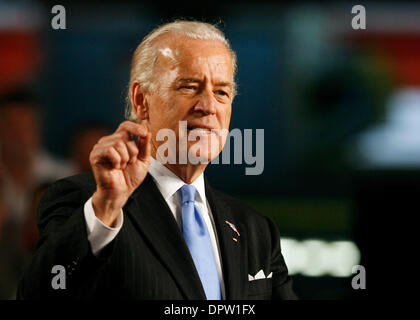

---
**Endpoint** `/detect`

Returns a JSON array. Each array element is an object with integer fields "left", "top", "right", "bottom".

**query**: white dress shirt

[{"left": 84, "top": 157, "right": 226, "bottom": 298}]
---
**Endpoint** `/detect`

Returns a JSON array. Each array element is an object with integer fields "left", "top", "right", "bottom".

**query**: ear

[{"left": 131, "top": 81, "right": 149, "bottom": 121}]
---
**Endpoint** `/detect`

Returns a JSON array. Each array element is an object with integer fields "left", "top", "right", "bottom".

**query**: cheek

[
  {"left": 161, "top": 98, "right": 191, "bottom": 130},
  {"left": 149, "top": 96, "right": 174, "bottom": 127},
  {"left": 219, "top": 106, "right": 232, "bottom": 128}
]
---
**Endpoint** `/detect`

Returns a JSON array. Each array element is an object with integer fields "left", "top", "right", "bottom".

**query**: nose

[{"left": 193, "top": 88, "right": 216, "bottom": 115}]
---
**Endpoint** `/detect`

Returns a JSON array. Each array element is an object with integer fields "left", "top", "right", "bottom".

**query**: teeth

[{"left": 189, "top": 128, "right": 211, "bottom": 131}]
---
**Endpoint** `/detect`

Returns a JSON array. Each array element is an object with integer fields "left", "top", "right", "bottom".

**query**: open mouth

[
  {"left": 187, "top": 125, "right": 216, "bottom": 135},
  {"left": 188, "top": 127, "right": 212, "bottom": 132}
]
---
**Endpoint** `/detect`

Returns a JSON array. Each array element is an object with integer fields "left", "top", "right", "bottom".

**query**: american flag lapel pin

[{"left": 225, "top": 220, "right": 240, "bottom": 240}]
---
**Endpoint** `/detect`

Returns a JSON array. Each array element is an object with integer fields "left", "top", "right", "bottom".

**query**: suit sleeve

[
  {"left": 265, "top": 216, "right": 298, "bottom": 300},
  {"left": 17, "top": 178, "right": 117, "bottom": 299}
]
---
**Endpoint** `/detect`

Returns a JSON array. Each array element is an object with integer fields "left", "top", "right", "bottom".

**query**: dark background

[{"left": 2, "top": 0, "right": 419, "bottom": 299}]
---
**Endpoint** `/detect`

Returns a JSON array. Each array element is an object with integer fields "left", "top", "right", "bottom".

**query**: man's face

[{"left": 143, "top": 36, "right": 234, "bottom": 164}]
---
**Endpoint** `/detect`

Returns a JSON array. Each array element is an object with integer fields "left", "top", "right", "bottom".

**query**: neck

[
  {"left": 151, "top": 143, "right": 208, "bottom": 184},
  {"left": 164, "top": 162, "right": 207, "bottom": 184}
]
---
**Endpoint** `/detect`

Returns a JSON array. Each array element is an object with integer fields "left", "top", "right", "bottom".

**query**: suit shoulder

[
  {"left": 48, "top": 172, "right": 96, "bottom": 192},
  {"left": 210, "top": 187, "right": 270, "bottom": 225},
  {"left": 39, "top": 172, "right": 96, "bottom": 206},
  {"left": 210, "top": 188, "right": 281, "bottom": 249}
]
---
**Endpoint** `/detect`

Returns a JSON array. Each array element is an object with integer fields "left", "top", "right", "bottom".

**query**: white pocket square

[{"left": 248, "top": 270, "right": 273, "bottom": 281}]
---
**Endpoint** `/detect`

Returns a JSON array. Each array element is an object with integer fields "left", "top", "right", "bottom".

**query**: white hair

[{"left": 125, "top": 20, "right": 237, "bottom": 122}]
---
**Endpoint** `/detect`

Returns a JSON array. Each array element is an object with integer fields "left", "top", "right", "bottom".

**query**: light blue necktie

[{"left": 179, "top": 184, "right": 222, "bottom": 300}]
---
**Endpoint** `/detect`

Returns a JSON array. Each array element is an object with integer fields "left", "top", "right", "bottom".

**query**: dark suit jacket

[{"left": 17, "top": 172, "right": 296, "bottom": 300}]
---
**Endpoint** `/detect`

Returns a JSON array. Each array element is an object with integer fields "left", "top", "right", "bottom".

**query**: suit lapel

[
  {"left": 124, "top": 174, "right": 206, "bottom": 299},
  {"left": 205, "top": 179, "right": 248, "bottom": 300}
]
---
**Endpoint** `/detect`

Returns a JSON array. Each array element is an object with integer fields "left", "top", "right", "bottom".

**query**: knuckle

[
  {"left": 89, "top": 151, "right": 95, "bottom": 163},
  {"left": 97, "top": 135, "right": 112, "bottom": 145},
  {"left": 120, "top": 152, "right": 129, "bottom": 161},
  {"left": 119, "top": 121, "right": 130, "bottom": 131},
  {"left": 97, "top": 137, "right": 106, "bottom": 144},
  {"left": 115, "top": 143, "right": 129, "bottom": 159},
  {"left": 128, "top": 141, "right": 138, "bottom": 152},
  {"left": 115, "top": 140, "right": 126, "bottom": 150},
  {"left": 131, "top": 147, "right": 139, "bottom": 156},
  {"left": 104, "top": 146, "right": 115, "bottom": 157}
]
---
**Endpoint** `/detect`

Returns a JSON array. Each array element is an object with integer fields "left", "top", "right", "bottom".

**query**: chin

[{"left": 187, "top": 141, "right": 221, "bottom": 165}]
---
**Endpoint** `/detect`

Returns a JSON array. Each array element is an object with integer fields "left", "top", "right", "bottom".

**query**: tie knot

[{"left": 180, "top": 184, "right": 197, "bottom": 204}]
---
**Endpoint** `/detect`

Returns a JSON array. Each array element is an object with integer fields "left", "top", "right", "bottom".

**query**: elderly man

[{"left": 18, "top": 20, "right": 296, "bottom": 300}]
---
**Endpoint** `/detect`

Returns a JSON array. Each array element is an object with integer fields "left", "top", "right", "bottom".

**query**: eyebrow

[
  {"left": 177, "top": 78, "right": 201, "bottom": 84},
  {"left": 177, "top": 78, "right": 233, "bottom": 88}
]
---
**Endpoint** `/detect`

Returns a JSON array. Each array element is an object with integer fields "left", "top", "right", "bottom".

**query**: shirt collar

[{"left": 148, "top": 157, "right": 207, "bottom": 204}]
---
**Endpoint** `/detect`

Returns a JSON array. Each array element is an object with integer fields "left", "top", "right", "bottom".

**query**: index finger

[{"left": 116, "top": 121, "right": 148, "bottom": 139}]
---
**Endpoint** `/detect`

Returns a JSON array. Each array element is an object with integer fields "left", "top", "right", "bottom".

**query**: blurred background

[{"left": 1, "top": 0, "right": 418, "bottom": 299}]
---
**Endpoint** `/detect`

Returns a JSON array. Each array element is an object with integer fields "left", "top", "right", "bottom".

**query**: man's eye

[
  {"left": 181, "top": 86, "right": 196, "bottom": 90},
  {"left": 216, "top": 90, "right": 228, "bottom": 96}
]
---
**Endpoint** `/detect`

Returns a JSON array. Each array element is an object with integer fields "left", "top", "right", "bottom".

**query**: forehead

[{"left": 154, "top": 35, "right": 233, "bottom": 80}]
